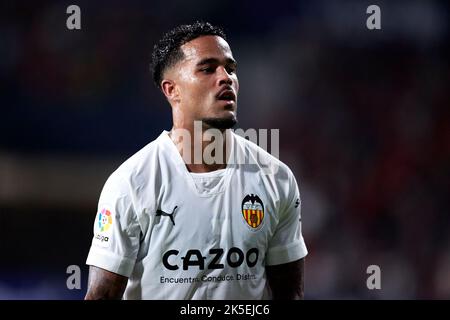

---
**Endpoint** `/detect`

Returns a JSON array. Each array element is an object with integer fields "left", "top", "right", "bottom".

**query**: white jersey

[{"left": 86, "top": 130, "right": 307, "bottom": 299}]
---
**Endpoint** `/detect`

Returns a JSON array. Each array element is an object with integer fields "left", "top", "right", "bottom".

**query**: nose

[{"left": 217, "top": 66, "right": 233, "bottom": 86}]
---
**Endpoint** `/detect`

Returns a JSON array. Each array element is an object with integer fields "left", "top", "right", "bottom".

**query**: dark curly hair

[{"left": 151, "top": 21, "right": 227, "bottom": 89}]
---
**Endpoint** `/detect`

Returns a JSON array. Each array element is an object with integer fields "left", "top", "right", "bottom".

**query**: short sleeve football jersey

[{"left": 86, "top": 130, "right": 307, "bottom": 299}]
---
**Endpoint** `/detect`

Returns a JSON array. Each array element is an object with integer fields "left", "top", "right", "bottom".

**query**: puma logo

[{"left": 156, "top": 206, "right": 178, "bottom": 226}]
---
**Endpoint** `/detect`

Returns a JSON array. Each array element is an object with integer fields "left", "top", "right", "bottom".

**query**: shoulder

[
  {"left": 102, "top": 132, "right": 168, "bottom": 195},
  {"left": 232, "top": 131, "right": 295, "bottom": 182}
]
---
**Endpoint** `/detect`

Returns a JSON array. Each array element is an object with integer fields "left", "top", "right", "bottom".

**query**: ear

[{"left": 161, "top": 79, "right": 180, "bottom": 104}]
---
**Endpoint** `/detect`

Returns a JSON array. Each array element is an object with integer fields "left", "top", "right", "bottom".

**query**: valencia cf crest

[{"left": 241, "top": 194, "right": 265, "bottom": 229}]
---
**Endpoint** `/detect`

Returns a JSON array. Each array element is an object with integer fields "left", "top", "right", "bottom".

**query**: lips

[{"left": 216, "top": 88, "right": 236, "bottom": 101}]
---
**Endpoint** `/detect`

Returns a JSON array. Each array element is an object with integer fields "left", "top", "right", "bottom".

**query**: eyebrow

[{"left": 196, "top": 57, "right": 237, "bottom": 67}]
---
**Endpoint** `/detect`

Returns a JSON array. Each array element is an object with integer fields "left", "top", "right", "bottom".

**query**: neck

[{"left": 169, "top": 121, "right": 231, "bottom": 173}]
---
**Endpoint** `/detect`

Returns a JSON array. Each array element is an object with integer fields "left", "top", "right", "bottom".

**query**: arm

[
  {"left": 266, "top": 258, "right": 305, "bottom": 300},
  {"left": 85, "top": 266, "right": 128, "bottom": 300}
]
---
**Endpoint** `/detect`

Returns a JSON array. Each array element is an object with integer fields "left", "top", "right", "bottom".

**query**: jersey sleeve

[
  {"left": 266, "top": 170, "right": 308, "bottom": 266},
  {"left": 86, "top": 171, "right": 141, "bottom": 277}
]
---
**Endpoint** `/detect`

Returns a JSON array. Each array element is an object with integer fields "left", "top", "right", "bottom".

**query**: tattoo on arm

[
  {"left": 84, "top": 266, "right": 128, "bottom": 300},
  {"left": 266, "top": 258, "right": 305, "bottom": 300}
]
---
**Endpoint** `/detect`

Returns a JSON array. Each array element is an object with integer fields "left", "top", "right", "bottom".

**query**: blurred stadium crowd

[{"left": 0, "top": 0, "right": 448, "bottom": 299}]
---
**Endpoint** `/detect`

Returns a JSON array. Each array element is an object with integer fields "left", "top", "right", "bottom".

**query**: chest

[{"left": 143, "top": 171, "right": 281, "bottom": 251}]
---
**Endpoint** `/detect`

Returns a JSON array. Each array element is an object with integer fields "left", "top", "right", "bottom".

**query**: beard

[{"left": 202, "top": 116, "right": 237, "bottom": 130}]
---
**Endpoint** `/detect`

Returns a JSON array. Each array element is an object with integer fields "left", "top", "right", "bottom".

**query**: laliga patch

[{"left": 93, "top": 208, "right": 113, "bottom": 248}]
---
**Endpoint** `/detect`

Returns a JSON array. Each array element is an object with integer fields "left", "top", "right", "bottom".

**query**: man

[{"left": 85, "top": 21, "right": 307, "bottom": 300}]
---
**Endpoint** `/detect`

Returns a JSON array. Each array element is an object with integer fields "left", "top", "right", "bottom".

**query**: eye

[
  {"left": 226, "top": 66, "right": 236, "bottom": 74},
  {"left": 200, "top": 67, "right": 215, "bottom": 74}
]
